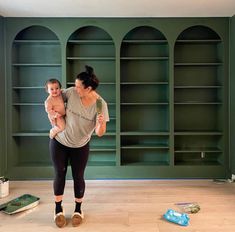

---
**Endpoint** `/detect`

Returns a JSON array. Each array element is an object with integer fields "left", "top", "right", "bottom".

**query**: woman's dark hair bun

[
  {"left": 85, "top": 65, "right": 94, "bottom": 76},
  {"left": 76, "top": 65, "right": 99, "bottom": 90}
]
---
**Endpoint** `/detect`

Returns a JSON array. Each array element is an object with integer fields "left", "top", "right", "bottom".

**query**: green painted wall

[
  {"left": 230, "top": 15, "right": 235, "bottom": 175},
  {"left": 0, "top": 17, "right": 231, "bottom": 179},
  {"left": 0, "top": 16, "right": 6, "bottom": 176}
]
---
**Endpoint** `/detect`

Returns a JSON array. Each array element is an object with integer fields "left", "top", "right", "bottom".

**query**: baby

[{"left": 44, "top": 78, "right": 65, "bottom": 139}]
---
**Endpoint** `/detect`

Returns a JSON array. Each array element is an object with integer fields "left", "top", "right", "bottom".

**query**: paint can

[{"left": 0, "top": 177, "right": 9, "bottom": 198}]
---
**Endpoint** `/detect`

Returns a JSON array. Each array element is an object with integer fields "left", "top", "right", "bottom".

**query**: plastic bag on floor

[{"left": 175, "top": 202, "right": 200, "bottom": 213}]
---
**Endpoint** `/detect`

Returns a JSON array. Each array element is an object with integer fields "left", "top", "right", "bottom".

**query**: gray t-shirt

[{"left": 55, "top": 87, "right": 109, "bottom": 148}]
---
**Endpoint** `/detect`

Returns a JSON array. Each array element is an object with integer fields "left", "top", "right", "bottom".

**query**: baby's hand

[
  {"left": 55, "top": 112, "right": 62, "bottom": 118},
  {"left": 50, "top": 118, "right": 56, "bottom": 126}
]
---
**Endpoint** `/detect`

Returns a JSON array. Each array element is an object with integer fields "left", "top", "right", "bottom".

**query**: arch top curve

[
  {"left": 176, "top": 25, "right": 221, "bottom": 40},
  {"left": 14, "top": 25, "right": 60, "bottom": 40},
  {"left": 68, "top": 26, "right": 113, "bottom": 41},
  {"left": 122, "top": 26, "right": 167, "bottom": 41}
]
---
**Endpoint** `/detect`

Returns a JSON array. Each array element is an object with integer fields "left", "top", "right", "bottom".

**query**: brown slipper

[
  {"left": 54, "top": 208, "right": 66, "bottom": 228},
  {"left": 71, "top": 211, "right": 84, "bottom": 227}
]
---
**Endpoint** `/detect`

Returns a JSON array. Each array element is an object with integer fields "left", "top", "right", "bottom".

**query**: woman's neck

[{"left": 80, "top": 91, "right": 98, "bottom": 107}]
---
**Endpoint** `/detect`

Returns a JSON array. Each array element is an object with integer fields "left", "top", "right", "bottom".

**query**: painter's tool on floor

[{"left": 0, "top": 194, "right": 40, "bottom": 214}]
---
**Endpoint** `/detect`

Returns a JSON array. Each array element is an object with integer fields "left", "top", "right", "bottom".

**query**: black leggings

[{"left": 49, "top": 139, "right": 89, "bottom": 199}]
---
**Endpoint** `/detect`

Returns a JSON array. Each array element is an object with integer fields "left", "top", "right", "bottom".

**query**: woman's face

[{"left": 75, "top": 79, "right": 90, "bottom": 98}]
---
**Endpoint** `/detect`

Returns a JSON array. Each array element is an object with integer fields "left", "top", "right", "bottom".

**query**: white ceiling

[{"left": 0, "top": 0, "right": 235, "bottom": 17}]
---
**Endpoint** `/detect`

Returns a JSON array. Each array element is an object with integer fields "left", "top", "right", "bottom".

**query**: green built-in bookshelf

[{"left": 1, "top": 17, "right": 229, "bottom": 179}]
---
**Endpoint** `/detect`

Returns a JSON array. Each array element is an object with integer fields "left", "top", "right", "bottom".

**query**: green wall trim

[
  {"left": 230, "top": 15, "right": 235, "bottom": 174},
  {"left": 7, "top": 165, "right": 227, "bottom": 180},
  {"left": 0, "top": 16, "right": 6, "bottom": 176}
]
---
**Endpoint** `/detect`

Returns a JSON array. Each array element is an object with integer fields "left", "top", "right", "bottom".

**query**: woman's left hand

[
  {"left": 95, "top": 113, "right": 106, "bottom": 137},
  {"left": 96, "top": 113, "right": 104, "bottom": 125}
]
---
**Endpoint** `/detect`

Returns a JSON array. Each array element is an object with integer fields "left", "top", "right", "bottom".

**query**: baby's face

[{"left": 47, "top": 82, "right": 61, "bottom": 97}]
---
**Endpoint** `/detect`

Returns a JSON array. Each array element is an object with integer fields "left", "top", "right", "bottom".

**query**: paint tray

[{"left": 0, "top": 194, "right": 40, "bottom": 215}]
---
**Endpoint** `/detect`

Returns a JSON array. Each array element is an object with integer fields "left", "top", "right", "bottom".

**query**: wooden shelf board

[
  {"left": 12, "top": 86, "right": 44, "bottom": 89},
  {"left": 121, "top": 132, "right": 169, "bottom": 136},
  {"left": 122, "top": 39, "right": 168, "bottom": 44},
  {"left": 87, "top": 161, "right": 116, "bottom": 166},
  {"left": 121, "top": 145, "right": 169, "bottom": 149},
  {"left": 174, "top": 102, "right": 222, "bottom": 105},
  {"left": 121, "top": 102, "right": 169, "bottom": 105},
  {"left": 13, "top": 40, "right": 60, "bottom": 44},
  {"left": 12, "top": 63, "right": 61, "bottom": 66},
  {"left": 13, "top": 103, "right": 44, "bottom": 106},
  {"left": 174, "top": 149, "right": 222, "bottom": 153},
  {"left": 174, "top": 85, "right": 222, "bottom": 89},
  {"left": 121, "top": 82, "right": 168, "bottom": 85},
  {"left": 176, "top": 39, "right": 222, "bottom": 43},
  {"left": 121, "top": 161, "right": 169, "bottom": 166},
  {"left": 67, "top": 57, "right": 115, "bottom": 60},
  {"left": 174, "top": 131, "right": 222, "bottom": 135},
  {"left": 121, "top": 57, "right": 168, "bottom": 60},
  {"left": 174, "top": 62, "right": 222, "bottom": 66},
  {"left": 174, "top": 161, "right": 221, "bottom": 166},
  {"left": 12, "top": 132, "right": 49, "bottom": 136},
  {"left": 68, "top": 40, "right": 114, "bottom": 44}
]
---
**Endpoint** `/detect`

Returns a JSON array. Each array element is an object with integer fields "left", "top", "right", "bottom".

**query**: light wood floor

[{"left": 1, "top": 179, "right": 235, "bottom": 231}]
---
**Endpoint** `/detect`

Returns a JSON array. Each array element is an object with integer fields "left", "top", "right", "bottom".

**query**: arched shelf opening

[
  {"left": 66, "top": 26, "right": 116, "bottom": 167},
  {"left": 10, "top": 25, "right": 62, "bottom": 166},
  {"left": 174, "top": 25, "right": 224, "bottom": 166},
  {"left": 120, "top": 26, "right": 170, "bottom": 166}
]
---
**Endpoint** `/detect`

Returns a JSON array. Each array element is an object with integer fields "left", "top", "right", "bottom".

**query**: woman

[{"left": 49, "top": 65, "right": 109, "bottom": 228}]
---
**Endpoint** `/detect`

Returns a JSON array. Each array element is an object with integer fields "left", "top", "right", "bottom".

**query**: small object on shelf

[
  {"left": 175, "top": 202, "right": 200, "bottom": 213},
  {"left": 0, "top": 177, "right": 9, "bottom": 198},
  {"left": 96, "top": 98, "right": 102, "bottom": 115},
  {"left": 163, "top": 209, "right": 190, "bottom": 226},
  {"left": 0, "top": 194, "right": 40, "bottom": 214}
]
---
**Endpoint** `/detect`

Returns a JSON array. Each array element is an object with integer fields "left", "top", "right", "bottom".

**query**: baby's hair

[
  {"left": 45, "top": 78, "right": 62, "bottom": 92},
  {"left": 76, "top": 65, "right": 99, "bottom": 90}
]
